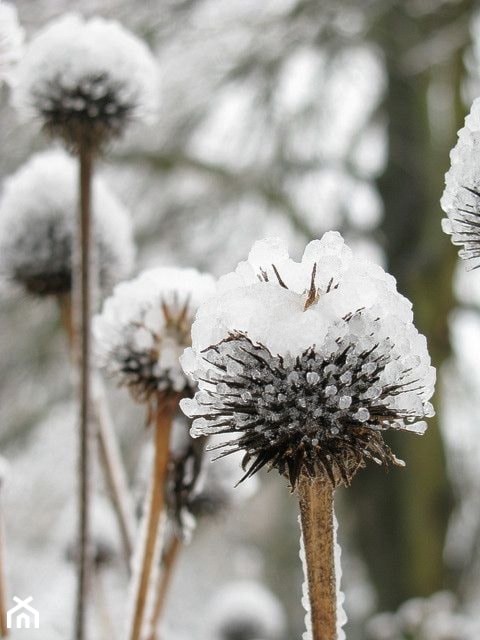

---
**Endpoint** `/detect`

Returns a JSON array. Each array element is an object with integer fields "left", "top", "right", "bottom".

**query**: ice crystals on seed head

[{"left": 181, "top": 233, "right": 435, "bottom": 488}]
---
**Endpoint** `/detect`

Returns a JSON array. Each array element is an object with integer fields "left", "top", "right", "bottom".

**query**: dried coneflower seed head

[
  {"left": 441, "top": 98, "right": 480, "bottom": 269},
  {"left": 0, "top": 149, "right": 134, "bottom": 297},
  {"left": 181, "top": 233, "right": 435, "bottom": 488},
  {"left": 13, "top": 13, "right": 158, "bottom": 150},
  {"left": 94, "top": 267, "right": 216, "bottom": 408}
]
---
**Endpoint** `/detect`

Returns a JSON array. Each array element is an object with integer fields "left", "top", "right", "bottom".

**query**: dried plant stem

[
  {"left": 147, "top": 535, "right": 182, "bottom": 640},
  {"left": 297, "top": 475, "right": 337, "bottom": 640},
  {"left": 129, "top": 398, "right": 176, "bottom": 640},
  {"left": 58, "top": 294, "right": 136, "bottom": 568},
  {"left": 93, "top": 378, "right": 136, "bottom": 563},
  {"left": 0, "top": 493, "right": 8, "bottom": 638},
  {"left": 74, "top": 140, "right": 94, "bottom": 640}
]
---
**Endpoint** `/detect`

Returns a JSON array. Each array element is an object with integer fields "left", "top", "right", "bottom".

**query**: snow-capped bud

[
  {"left": 0, "top": 149, "right": 134, "bottom": 296},
  {"left": 181, "top": 232, "right": 435, "bottom": 488},
  {"left": 13, "top": 13, "right": 158, "bottom": 149},
  {"left": 94, "top": 267, "right": 216, "bottom": 406}
]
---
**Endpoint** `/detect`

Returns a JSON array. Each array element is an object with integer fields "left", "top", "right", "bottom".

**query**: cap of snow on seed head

[
  {"left": 181, "top": 232, "right": 435, "bottom": 488},
  {"left": 0, "top": 149, "right": 134, "bottom": 296},
  {"left": 13, "top": 13, "right": 158, "bottom": 148},
  {"left": 441, "top": 98, "right": 480, "bottom": 270},
  {"left": 209, "top": 580, "right": 286, "bottom": 640},
  {"left": 94, "top": 267, "right": 216, "bottom": 406},
  {"left": 0, "top": 1, "right": 24, "bottom": 84}
]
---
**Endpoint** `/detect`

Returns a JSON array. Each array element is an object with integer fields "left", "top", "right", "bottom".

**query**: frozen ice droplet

[
  {"left": 306, "top": 372, "right": 320, "bottom": 385},
  {"left": 338, "top": 396, "right": 352, "bottom": 410},
  {"left": 354, "top": 407, "right": 370, "bottom": 422},
  {"left": 325, "top": 385, "right": 337, "bottom": 397}
]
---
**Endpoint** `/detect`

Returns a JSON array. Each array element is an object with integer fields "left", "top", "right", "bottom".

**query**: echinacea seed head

[
  {"left": 94, "top": 267, "right": 216, "bottom": 408},
  {"left": 0, "top": 149, "right": 134, "bottom": 297},
  {"left": 181, "top": 233, "right": 435, "bottom": 489},
  {"left": 13, "top": 13, "right": 158, "bottom": 150}
]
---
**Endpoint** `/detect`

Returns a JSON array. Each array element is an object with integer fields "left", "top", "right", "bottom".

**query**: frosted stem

[
  {"left": 0, "top": 491, "right": 8, "bottom": 637},
  {"left": 93, "top": 376, "right": 137, "bottom": 565},
  {"left": 58, "top": 294, "right": 136, "bottom": 569},
  {"left": 74, "top": 140, "right": 94, "bottom": 640},
  {"left": 128, "top": 399, "right": 176, "bottom": 640},
  {"left": 147, "top": 535, "right": 183, "bottom": 640},
  {"left": 297, "top": 475, "right": 337, "bottom": 640}
]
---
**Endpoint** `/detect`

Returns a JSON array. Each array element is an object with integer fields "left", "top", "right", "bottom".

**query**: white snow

[{"left": 0, "top": 1, "right": 23, "bottom": 84}]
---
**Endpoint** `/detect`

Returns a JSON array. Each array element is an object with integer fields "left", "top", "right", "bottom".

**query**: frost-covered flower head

[
  {"left": 181, "top": 232, "right": 435, "bottom": 488},
  {"left": 13, "top": 13, "right": 158, "bottom": 149},
  {"left": 94, "top": 267, "right": 216, "bottom": 406},
  {"left": 441, "top": 98, "right": 480, "bottom": 269},
  {"left": 0, "top": 2, "right": 23, "bottom": 84},
  {"left": 0, "top": 149, "right": 134, "bottom": 296},
  {"left": 209, "top": 580, "right": 286, "bottom": 640},
  {"left": 167, "top": 420, "right": 258, "bottom": 539}
]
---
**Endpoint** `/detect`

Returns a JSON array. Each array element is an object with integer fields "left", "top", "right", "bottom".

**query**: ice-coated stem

[
  {"left": 297, "top": 474, "right": 337, "bottom": 640},
  {"left": 148, "top": 535, "right": 183, "bottom": 640},
  {"left": 128, "top": 397, "right": 177, "bottom": 640},
  {"left": 58, "top": 294, "right": 136, "bottom": 568},
  {"left": 74, "top": 140, "right": 94, "bottom": 640}
]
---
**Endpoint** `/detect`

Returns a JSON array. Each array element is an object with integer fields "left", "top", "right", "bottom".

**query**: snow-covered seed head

[
  {"left": 0, "top": 1, "right": 24, "bottom": 84},
  {"left": 94, "top": 267, "right": 216, "bottom": 408},
  {"left": 181, "top": 233, "right": 435, "bottom": 489},
  {"left": 209, "top": 581, "right": 286, "bottom": 640},
  {"left": 13, "top": 13, "right": 158, "bottom": 150},
  {"left": 441, "top": 98, "right": 480, "bottom": 269},
  {"left": 0, "top": 149, "right": 134, "bottom": 297},
  {"left": 167, "top": 420, "right": 257, "bottom": 538}
]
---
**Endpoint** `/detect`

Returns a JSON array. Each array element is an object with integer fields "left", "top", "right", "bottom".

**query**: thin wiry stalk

[
  {"left": 93, "top": 377, "right": 137, "bottom": 564},
  {"left": 147, "top": 535, "right": 183, "bottom": 640},
  {"left": 297, "top": 474, "right": 337, "bottom": 640},
  {"left": 58, "top": 294, "right": 136, "bottom": 569},
  {"left": 0, "top": 490, "right": 8, "bottom": 638},
  {"left": 74, "top": 140, "right": 94, "bottom": 640},
  {"left": 128, "top": 396, "right": 177, "bottom": 640}
]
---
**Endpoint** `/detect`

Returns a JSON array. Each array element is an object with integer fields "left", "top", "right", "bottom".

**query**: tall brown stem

[
  {"left": 128, "top": 397, "right": 177, "bottom": 640},
  {"left": 74, "top": 140, "right": 94, "bottom": 640},
  {"left": 297, "top": 475, "right": 337, "bottom": 640},
  {"left": 148, "top": 535, "right": 182, "bottom": 640},
  {"left": 58, "top": 294, "right": 136, "bottom": 567}
]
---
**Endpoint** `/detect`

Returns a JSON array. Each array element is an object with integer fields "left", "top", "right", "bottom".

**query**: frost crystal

[
  {"left": 181, "top": 233, "right": 435, "bottom": 487},
  {"left": 0, "top": 1, "right": 23, "bottom": 84},
  {"left": 13, "top": 13, "right": 158, "bottom": 148},
  {"left": 209, "top": 580, "right": 286, "bottom": 640},
  {"left": 441, "top": 97, "right": 480, "bottom": 269},
  {"left": 94, "top": 267, "right": 216, "bottom": 405},
  {"left": 0, "top": 149, "right": 134, "bottom": 296}
]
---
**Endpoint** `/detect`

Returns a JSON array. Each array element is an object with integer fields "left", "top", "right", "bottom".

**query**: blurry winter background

[{"left": 2, "top": 0, "right": 480, "bottom": 638}]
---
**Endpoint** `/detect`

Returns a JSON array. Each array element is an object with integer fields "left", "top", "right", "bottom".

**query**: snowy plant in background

[
  {"left": 208, "top": 580, "right": 286, "bottom": 640},
  {"left": 95, "top": 267, "right": 216, "bottom": 407},
  {"left": 181, "top": 232, "right": 435, "bottom": 640},
  {"left": 95, "top": 266, "right": 215, "bottom": 640},
  {"left": 13, "top": 13, "right": 158, "bottom": 149},
  {"left": 366, "top": 591, "right": 480, "bottom": 640},
  {"left": 12, "top": 13, "right": 158, "bottom": 640},
  {"left": 0, "top": 1, "right": 23, "bottom": 85},
  {"left": 0, "top": 149, "right": 134, "bottom": 297},
  {"left": 441, "top": 97, "right": 480, "bottom": 269}
]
